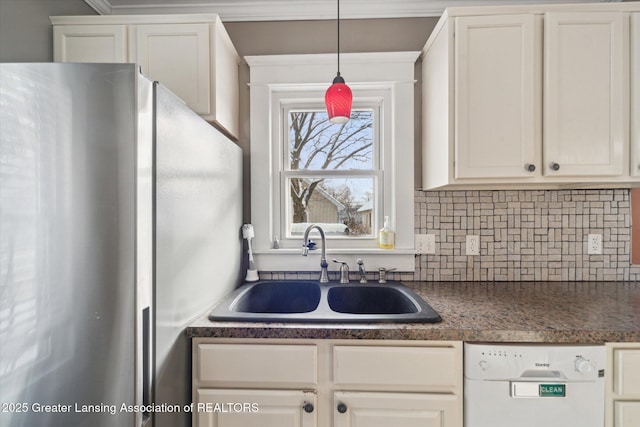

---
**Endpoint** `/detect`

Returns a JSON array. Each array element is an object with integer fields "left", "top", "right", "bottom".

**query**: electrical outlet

[
  {"left": 588, "top": 234, "right": 602, "bottom": 255},
  {"left": 466, "top": 235, "right": 480, "bottom": 256},
  {"left": 416, "top": 234, "right": 436, "bottom": 254}
]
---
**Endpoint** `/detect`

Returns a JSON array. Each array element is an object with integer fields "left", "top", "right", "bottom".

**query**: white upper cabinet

[
  {"left": 135, "top": 23, "right": 212, "bottom": 115},
  {"left": 422, "top": 3, "right": 639, "bottom": 189},
  {"left": 51, "top": 15, "right": 240, "bottom": 139},
  {"left": 544, "top": 12, "right": 628, "bottom": 177},
  {"left": 454, "top": 14, "right": 540, "bottom": 179},
  {"left": 53, "top": 24, "right": 128, "bottom": 63}
]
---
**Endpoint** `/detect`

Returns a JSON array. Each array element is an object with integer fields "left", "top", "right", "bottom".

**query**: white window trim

[{"left": 247, "top": 52, "right": 419, "bottom": 272}]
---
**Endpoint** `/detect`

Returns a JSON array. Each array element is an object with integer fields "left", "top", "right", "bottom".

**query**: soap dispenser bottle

[{"left": 378, "top": 216, "right": 395, "bottom": 249}]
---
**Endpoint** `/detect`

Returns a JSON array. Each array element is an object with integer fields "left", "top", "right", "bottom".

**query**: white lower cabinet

[
  {"left": 334, "top": 391, "right": 458, "bottom": 427},
  {"left": 606, "top": 343, "right": 640, "bottom": 427},
  {"left": 192, "top": 339, "right": 463, "bottom": 427},
  {"left": 614, "top": 402, "right": 640, "bottom": 427},
  {"left": 196, "top": 389, "right": 317, "bottom": 427}
]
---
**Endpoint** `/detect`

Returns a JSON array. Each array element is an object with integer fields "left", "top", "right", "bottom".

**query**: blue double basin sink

[{"left": 208, "top": 280, "right": 442, "bottom": 323}]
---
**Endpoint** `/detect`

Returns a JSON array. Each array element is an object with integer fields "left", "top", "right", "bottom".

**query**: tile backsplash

[
  {"left": 415, "top": 189, "right": 640, "bottom": 282},
  {"left": 260, "top": 189, "right": 640, "bottom": 282}
]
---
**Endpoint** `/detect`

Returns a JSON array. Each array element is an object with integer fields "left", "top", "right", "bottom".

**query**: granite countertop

[{"left": 186, "top": 281, "right": 640, "bottom": 343}]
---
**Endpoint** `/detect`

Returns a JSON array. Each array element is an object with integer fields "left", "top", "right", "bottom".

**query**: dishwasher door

[
  {"left": 465, "top": 377, "right": 605, "bottom": 427},
  {"left": 464, "top": 343, "right": 606, "bottom": 427}
]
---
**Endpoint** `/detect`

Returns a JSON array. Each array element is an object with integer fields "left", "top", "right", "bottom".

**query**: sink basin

[
  {"left": 208, "top": 280, "right": 441, "bottom": 323},
  {"left": 232, "top": 281, "right": 321, "bottom": 313},
  {"left": 328, "top": 286, "right": 418, "bottom": 314}
]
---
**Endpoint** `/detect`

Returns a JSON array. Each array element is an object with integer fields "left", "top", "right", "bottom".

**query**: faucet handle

[
  {"left": 378, "top": 267, "right": 397, "bottom": 284},
  {"left": 333, "top": 258, "right": 350, "bottom": 284}
]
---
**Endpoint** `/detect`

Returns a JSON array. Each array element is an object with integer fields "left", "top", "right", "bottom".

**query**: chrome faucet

[
  {"left": 302, "top": 224, "right": 329, "bottom": 283},
  {"left": 357, "top": 258, "right": 367, "bottom": 283}
]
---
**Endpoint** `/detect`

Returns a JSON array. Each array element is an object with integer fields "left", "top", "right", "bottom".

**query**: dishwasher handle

[
  {"left": 519, "top": 369, "right": 564, "bottom": 379},
  {"left": 511, "top": 381, "right": 567, "bottom": 398}
]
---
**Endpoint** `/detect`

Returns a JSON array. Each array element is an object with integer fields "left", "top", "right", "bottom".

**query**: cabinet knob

[
  {"left": 303, "top": 402, "right": 314, "bottom": 413},
  {"left": 526, "top": 163, "right": 536, "bottom": 172},
  {"left": 551, "top": 162, "right": 560, "bottom": 171},
  {"left": 337, "top": 403, "right": 348, "bottom": 413}
]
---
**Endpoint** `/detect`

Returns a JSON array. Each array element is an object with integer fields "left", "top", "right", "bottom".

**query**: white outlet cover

[
  {"left": 587, "top": 234, "right": 602, "bottom": 255},
  {"left": 466, "top": 235, "right": 480, "bottom": 256},
  {"left": 415, "top": 234, "right": 436, "bottom": 254}
]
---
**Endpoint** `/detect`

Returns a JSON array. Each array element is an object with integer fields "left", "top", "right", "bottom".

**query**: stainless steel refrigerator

[{"left": 0, "top": 63, "right": 243, "bottom": 427}]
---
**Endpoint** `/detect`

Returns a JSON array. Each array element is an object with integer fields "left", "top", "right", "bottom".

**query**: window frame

[{"left": 246, "top": 52, "right": 419, "bottom": 272}]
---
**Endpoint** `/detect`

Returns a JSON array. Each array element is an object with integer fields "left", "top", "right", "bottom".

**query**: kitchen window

[
  {"left": 246, "top": 52, "right": 419, "bottom": 272},
  {"left": 285, "top": 107, "right": 378, "bottom": 238}
]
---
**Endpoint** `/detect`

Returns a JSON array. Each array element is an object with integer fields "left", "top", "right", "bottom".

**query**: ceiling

[{"left": 84, "top": 0, "right": 612, "bottom": 21}]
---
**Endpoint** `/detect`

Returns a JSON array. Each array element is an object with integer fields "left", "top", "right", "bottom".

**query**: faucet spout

[{"left": 302, "top": 224, "right": 329, "bottom": 283}]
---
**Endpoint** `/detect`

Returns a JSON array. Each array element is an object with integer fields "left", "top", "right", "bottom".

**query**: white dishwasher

[{"left": 464, "top": 343, "right": 606, "bottom": 427}]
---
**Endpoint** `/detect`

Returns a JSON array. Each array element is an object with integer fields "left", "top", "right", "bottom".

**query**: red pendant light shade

[
  {"left": 325, "top": 74, "right": 352, "bottom": 124},
  {"left": 325, "top": 0, "right": 352, "bottom": 124}
]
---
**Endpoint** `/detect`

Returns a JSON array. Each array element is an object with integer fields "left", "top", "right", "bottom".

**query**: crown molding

[
  {"left": 84, "top": 0, "right": 113, "bottom": 15},
  {"left": 85, "top": 0, "right": 609, "bottom": 21}
]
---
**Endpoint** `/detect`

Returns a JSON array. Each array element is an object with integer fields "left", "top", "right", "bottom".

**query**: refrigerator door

[
  {"left": 0, "top": 63, "right": 137, "bottom": 426},
  {"left": 153, "top": 82, "right": 242, "bottom": 427}
]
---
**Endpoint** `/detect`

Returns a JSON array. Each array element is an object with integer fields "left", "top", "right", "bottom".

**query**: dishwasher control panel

[{"left": 464, "top": 343, "right": 605, "bottom": 381}]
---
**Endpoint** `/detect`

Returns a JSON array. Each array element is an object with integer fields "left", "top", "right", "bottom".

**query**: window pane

[
  {"left": 288, "top": 177, "right": 374, "bottom": 237},
  {"left": 288, "top": 110, "right": 374, "bottom": 171}
]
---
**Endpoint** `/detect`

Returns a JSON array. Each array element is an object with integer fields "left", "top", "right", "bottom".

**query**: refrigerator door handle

[{"left": 142, "top": 306, "right": 152, "bottom": 425}]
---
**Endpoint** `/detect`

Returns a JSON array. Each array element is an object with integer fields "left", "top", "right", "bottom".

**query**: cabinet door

[
  {"left": 544, "top": 12, "right": 628, "bottom": 177},
  {"left": 210, "top": 21, "right": 240, "bottom": 137},
  {"left": 197, "top": 343, "right": 317, "bottom": 389},
  {"left": 196, "top": 389, "right": 316, "bottom": 427},
  {"left": 53, "top": 25, "right": 127, "bottom": 63},
  {"left": 135, "top": 24, "right": 211, "bottom": 115},
  {"left": 615, "top": 401, "right": 640, "bottom": 427},
  {"left": 333, "top": 345, "right": 459, "bottom": 392},
  {"left": 334, "top": 391, "right": 460, "bottom": 427},
  {"left": 454, "top": 14, "right": 540, "bottom": 179},
  {"left": 613, "top": 348, "right": 640, "bottom": 396},
  {"left": 632, "top": 13, "right": 639, "bottom": 178},
  {"left": 606, "top": 344, "right": 640, "bottom": 427}
]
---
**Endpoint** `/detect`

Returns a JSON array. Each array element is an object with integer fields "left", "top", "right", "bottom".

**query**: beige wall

[
  {"left": 225, "top": 18, "right": 438, "bottom": 221},
  {"left": 0, "top": 0, "right": 96, "bottom": 62},
  {"left": 225, "top": 18, "right": 437, "bottom": 56}
]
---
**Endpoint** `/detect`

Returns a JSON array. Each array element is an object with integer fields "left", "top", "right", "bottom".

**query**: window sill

[{"left": 253, "top": 249, "right": 415, "bottom": 272}]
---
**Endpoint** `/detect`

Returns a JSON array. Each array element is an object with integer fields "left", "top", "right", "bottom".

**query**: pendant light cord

[{"left": 337, "top": 0, "right": 341, "bottom": 76}]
